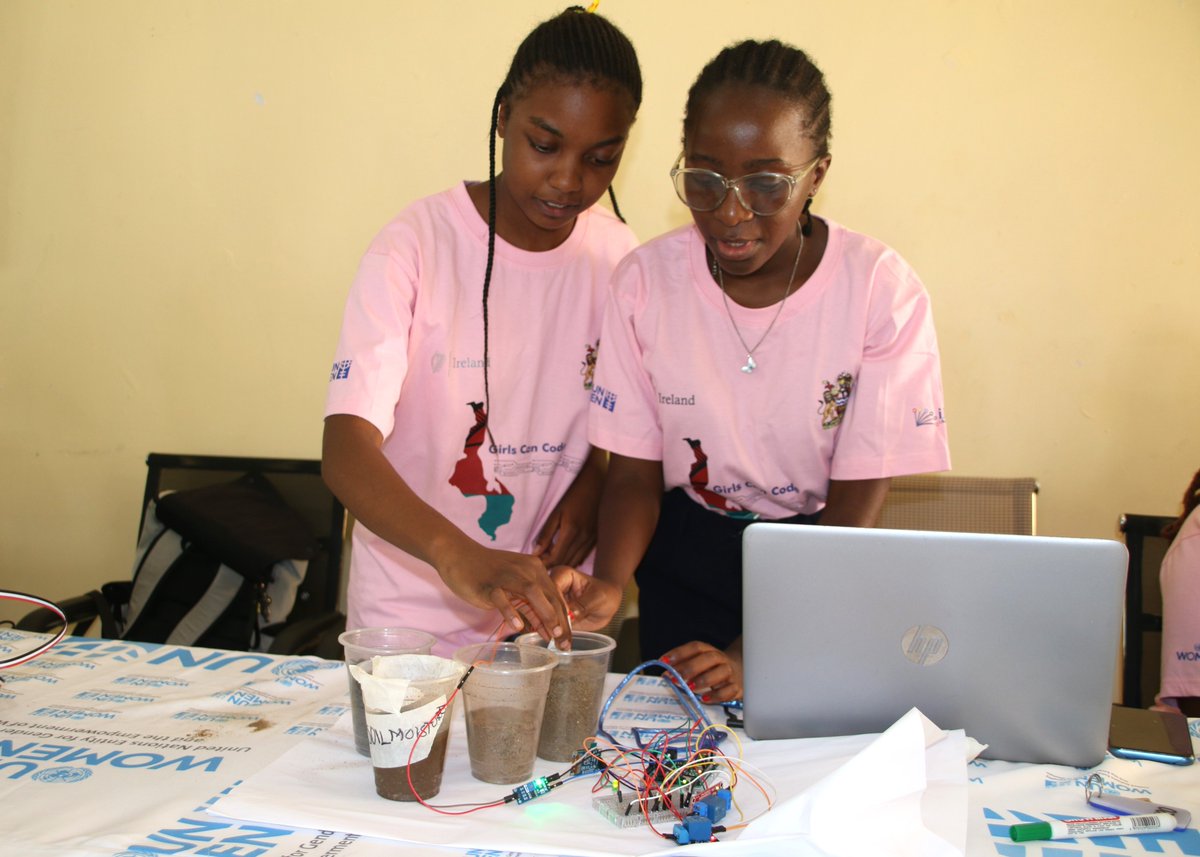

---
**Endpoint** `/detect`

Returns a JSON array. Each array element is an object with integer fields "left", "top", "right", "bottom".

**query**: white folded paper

[
  {"left": 641, "top": 709, "right": 970, "bottom": 857},
  {"left": 349, "top": 653, "right": 461, "bottom": 714}
]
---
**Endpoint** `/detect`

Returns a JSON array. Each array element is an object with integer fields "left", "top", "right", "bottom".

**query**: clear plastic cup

[
  {"left": 453, "top": 641, "right": 558, "bottom": 784},
  {"left": 351, "top": 654, "right": 465, "bottom": 801},
  {"left": 516, "top": 631, "right": 615, "bottom": 762},
  {"left": 338, "top": 627, "right": 436, "bottom": 756}
]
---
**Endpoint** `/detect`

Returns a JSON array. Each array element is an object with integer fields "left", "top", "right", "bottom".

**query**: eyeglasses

[{"left": 670, "top": 154, "right": 822, "bottom": 216}]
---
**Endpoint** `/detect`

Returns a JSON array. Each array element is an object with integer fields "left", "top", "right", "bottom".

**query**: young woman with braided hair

[
  {"left": 559, "top": 39, "right": 949, "bottom": 700},
  {"left": 323, "top": 6, "right": 641, "bottom": 655},
  {"left": 1158, "top": 467, "right": 1200, "bottom": 714}
]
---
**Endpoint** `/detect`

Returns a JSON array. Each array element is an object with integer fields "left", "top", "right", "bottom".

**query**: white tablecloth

[{"left": 2, "top": 630, "right": 1198, "bottom": 857}]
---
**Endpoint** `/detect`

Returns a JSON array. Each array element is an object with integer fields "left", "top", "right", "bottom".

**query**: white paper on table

[
  {"left": 210, "top": 702, "right": 968, "bottom": 857},
  {"left": 642, "top": 709, "right": 969, "bottom": 857}
]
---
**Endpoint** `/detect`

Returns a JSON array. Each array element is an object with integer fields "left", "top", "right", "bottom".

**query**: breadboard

[{"left": 592, "top": 794, "right": 679, "bottom": 829}]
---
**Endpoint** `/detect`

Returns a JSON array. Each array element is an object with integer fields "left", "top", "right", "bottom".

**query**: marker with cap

[{"left": 1009, "top": 812, "right": 1178, "bottom": 842}]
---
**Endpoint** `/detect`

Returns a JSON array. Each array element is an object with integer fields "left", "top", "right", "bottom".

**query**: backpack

[{"left": 121, "top": 472, "right": 318, "bottom": 651}]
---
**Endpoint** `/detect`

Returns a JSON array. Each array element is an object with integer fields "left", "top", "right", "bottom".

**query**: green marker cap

[{"left": 1009, "top": 822, "right": 1052, "bottom": 842}]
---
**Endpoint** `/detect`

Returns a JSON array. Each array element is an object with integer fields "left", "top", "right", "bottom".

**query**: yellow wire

[
  {"left": 586, "top": 0, "right": 601, "bottom": 11},
  {"left": 591, "top": 717, "right": 782, "bottom": 832}
]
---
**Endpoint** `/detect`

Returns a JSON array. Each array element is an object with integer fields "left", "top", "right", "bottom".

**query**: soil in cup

[
  {"left": 372, "top": 727, "right": 450, "bottom": 801},
  {"left": 347, "top": 670, "right": 370, "bottom": 756},
  {"left": 538, "top": 657, "right": 607, "bottom": 762},
  {"left": 465, "top": 705, "right": 541, "bottom": 783}
]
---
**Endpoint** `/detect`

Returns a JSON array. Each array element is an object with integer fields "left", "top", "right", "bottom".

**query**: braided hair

[
  {"left": 480, "top": 6, "right": 641, "bottom": 445},
  {"left": 685, "top": 39, "right": 830, "bottom": 156},
  {"left": 1163, "top": 467, "right": 1200, "bottom": 541},
  {"left": 684, "top": 39, "right": 831, "bottom": 236}
]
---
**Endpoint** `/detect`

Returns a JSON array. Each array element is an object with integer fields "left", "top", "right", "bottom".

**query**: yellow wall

[{"left": 2, "top": 1, "right": 1198, "bottom": 616}]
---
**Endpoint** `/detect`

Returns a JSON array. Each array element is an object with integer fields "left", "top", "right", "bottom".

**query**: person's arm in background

[
  {"left": 664, "top": 476, "right": 893, "bottom": 703},
  {"left": 534, "top": 447, "right": 608, "bottom": 569},
  {"left": 817, "top": 476, "right": 892, "bottom": 526},
  {"left": 323, "top": 414, "right": 571, "bottom": 647},
  {"left": 1158, "top": 501, "right": 1200, "bottom": 716},
  {"left": 554, "top": 452, "right": 663, "bottom": 630}
]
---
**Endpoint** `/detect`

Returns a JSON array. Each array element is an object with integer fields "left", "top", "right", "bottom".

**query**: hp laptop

[{"left": 741, "top": 524, "right": 1127, "bottom": 766}]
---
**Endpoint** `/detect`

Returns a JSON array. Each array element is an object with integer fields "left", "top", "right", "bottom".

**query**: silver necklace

[{"left": 712, "top": 225, "right": 804, "bottom": 374}]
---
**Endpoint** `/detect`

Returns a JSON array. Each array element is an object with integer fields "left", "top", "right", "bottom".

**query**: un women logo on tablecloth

[
  {"left": 270, "top": 659, "right": 337, "bottom": 690},
  {"left": 214, "top": 688, "right": 275, "bottom": 707},
  {"left": 31, "top": 766, "right": 91, "bottom": 784}
]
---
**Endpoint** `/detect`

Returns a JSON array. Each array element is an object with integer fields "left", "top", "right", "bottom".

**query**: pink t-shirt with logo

[
  {"left": 589, "top": 221, "right": 950, "bottom": 519},
  {"left": 326, "top": 182, "right": 637, "bottom": 655},
  {"left": 1159, "top": 507, "right": 1200, "bottom": 709}
]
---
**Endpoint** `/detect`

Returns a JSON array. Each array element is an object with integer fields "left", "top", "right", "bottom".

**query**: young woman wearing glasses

[{"left": 557, "top": 40, "right": 951, "bottom": 702}]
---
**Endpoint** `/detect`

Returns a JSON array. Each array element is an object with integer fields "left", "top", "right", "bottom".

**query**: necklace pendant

[{"left": 741, "top": 354, "right": 757, "bottom": 374}]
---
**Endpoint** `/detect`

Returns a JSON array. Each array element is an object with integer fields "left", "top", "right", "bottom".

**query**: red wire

[
  {"left": 1, "top": 591, "right": 68, "bottom": 669},
  {"left": 403, "top": 618, "right": 511, "bottom": 814}
]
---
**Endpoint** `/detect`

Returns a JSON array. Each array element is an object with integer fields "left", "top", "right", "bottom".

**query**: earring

[{"left": 801, "top": 196, "right": 815, "bottom": 237}]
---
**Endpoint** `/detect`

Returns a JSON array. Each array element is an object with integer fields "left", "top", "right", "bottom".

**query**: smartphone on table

[{"left": 1108, "top": 704, "right": 1195, "bottom": 765}]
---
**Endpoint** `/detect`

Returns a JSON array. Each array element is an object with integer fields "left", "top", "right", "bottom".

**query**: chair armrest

[{"left": 15, "top": 584, "right": 129, "bottom": 639}]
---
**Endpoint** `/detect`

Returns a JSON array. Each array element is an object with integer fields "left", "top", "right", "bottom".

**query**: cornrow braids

[
  {"left": 480, "top": 6, "right": 641, "bottom": 446},
  {"left": 1163, "top": 467, "right": 1200, "bottom": 541},
  {"left": 684, "top": 39, "right": 832, "bottom": 158}
]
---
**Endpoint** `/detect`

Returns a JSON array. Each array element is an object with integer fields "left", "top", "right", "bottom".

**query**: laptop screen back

[{"left": 741, "top": 523, "right": 1127, "bottom": 766}]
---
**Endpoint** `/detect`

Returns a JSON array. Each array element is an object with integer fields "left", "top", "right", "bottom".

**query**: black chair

[
  {"left": 18, "top": 453, "right": 348, "bottom": 656},
  {"left": 1118, "top": 513, "right": 1175, "bottom": 708}
]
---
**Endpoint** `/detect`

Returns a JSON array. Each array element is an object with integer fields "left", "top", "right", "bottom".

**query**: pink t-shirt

[
  {"left": 1159, "top": 507, "right": 1200, "bottom": 708},
  {"left": 325, "top": 182, "right": 637, "bottom": 655},
  {"left": 589, "top": 221, "right": 949, "bottom": 519}
]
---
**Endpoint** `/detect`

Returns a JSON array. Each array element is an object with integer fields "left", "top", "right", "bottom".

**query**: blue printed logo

[
  {"left": 1175, "top": 642, "right": 1200, "bottom": 663},
  {"left": 270, "top": 659, "right": 338, "bottom": 690},
  {"left": 1045, "top": 770, "right": 1150, "bottom": 794},
  {"left": 73, "top": 690, "right": 155, "bottom": 705},
  {"left": 0, "top": 672, "right": 59, "bottom": 685},
  {"left": 148, "top": 648, "right": 276, "bottom": 674},
  {"left": 590, "top": 384, "right": 617, "bottom": 413},
  {"left": 114, "top": 674, "right": 189, "bottom": 689},
  {"left": 285, "top": 723, "right": 325, "bottom": 736},
  {"left": 56, "top": 639, "right": 160, "bottom": 663},
  {"left": 28, "top": 660, "right": 97, "bottom": 671},
  {"left": 30, "top": 706, "right": 116, "bottom": 721},
  {"left": 213, "top": 687, "right": 290, "bottom": 707},
  {"left": 32, "top": 766, "right": 92, "bottom": 784},
  {"left": 330, "top": 359, "right": 352, "bottom": 381}
]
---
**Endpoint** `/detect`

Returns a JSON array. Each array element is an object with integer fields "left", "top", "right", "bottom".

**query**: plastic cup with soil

[
  {"left": 338, "top": 627, "right": 436, "bottom": 756},
  {"left": 452, "top": 641, "right": 558, "bottom": 784},
  {"left": 350, "top": 653, "right": 466, "bottom": 801},
  {"left": 516, "top": 631, "right": 615, "bottom": 762}
]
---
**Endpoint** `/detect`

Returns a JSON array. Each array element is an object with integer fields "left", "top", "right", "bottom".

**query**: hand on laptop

[{"left": 663, "top": 638, "right": 743, "bottom": 704}]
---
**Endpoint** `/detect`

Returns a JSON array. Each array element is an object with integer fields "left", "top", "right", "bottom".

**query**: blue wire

[{"left": 596, "top": 659, "right": 723, "bottom": 750}]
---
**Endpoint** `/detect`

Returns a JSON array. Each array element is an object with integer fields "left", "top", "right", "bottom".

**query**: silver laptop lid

[{"left": 741, "top": 524, "right": 1127, "bottom": 766}]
